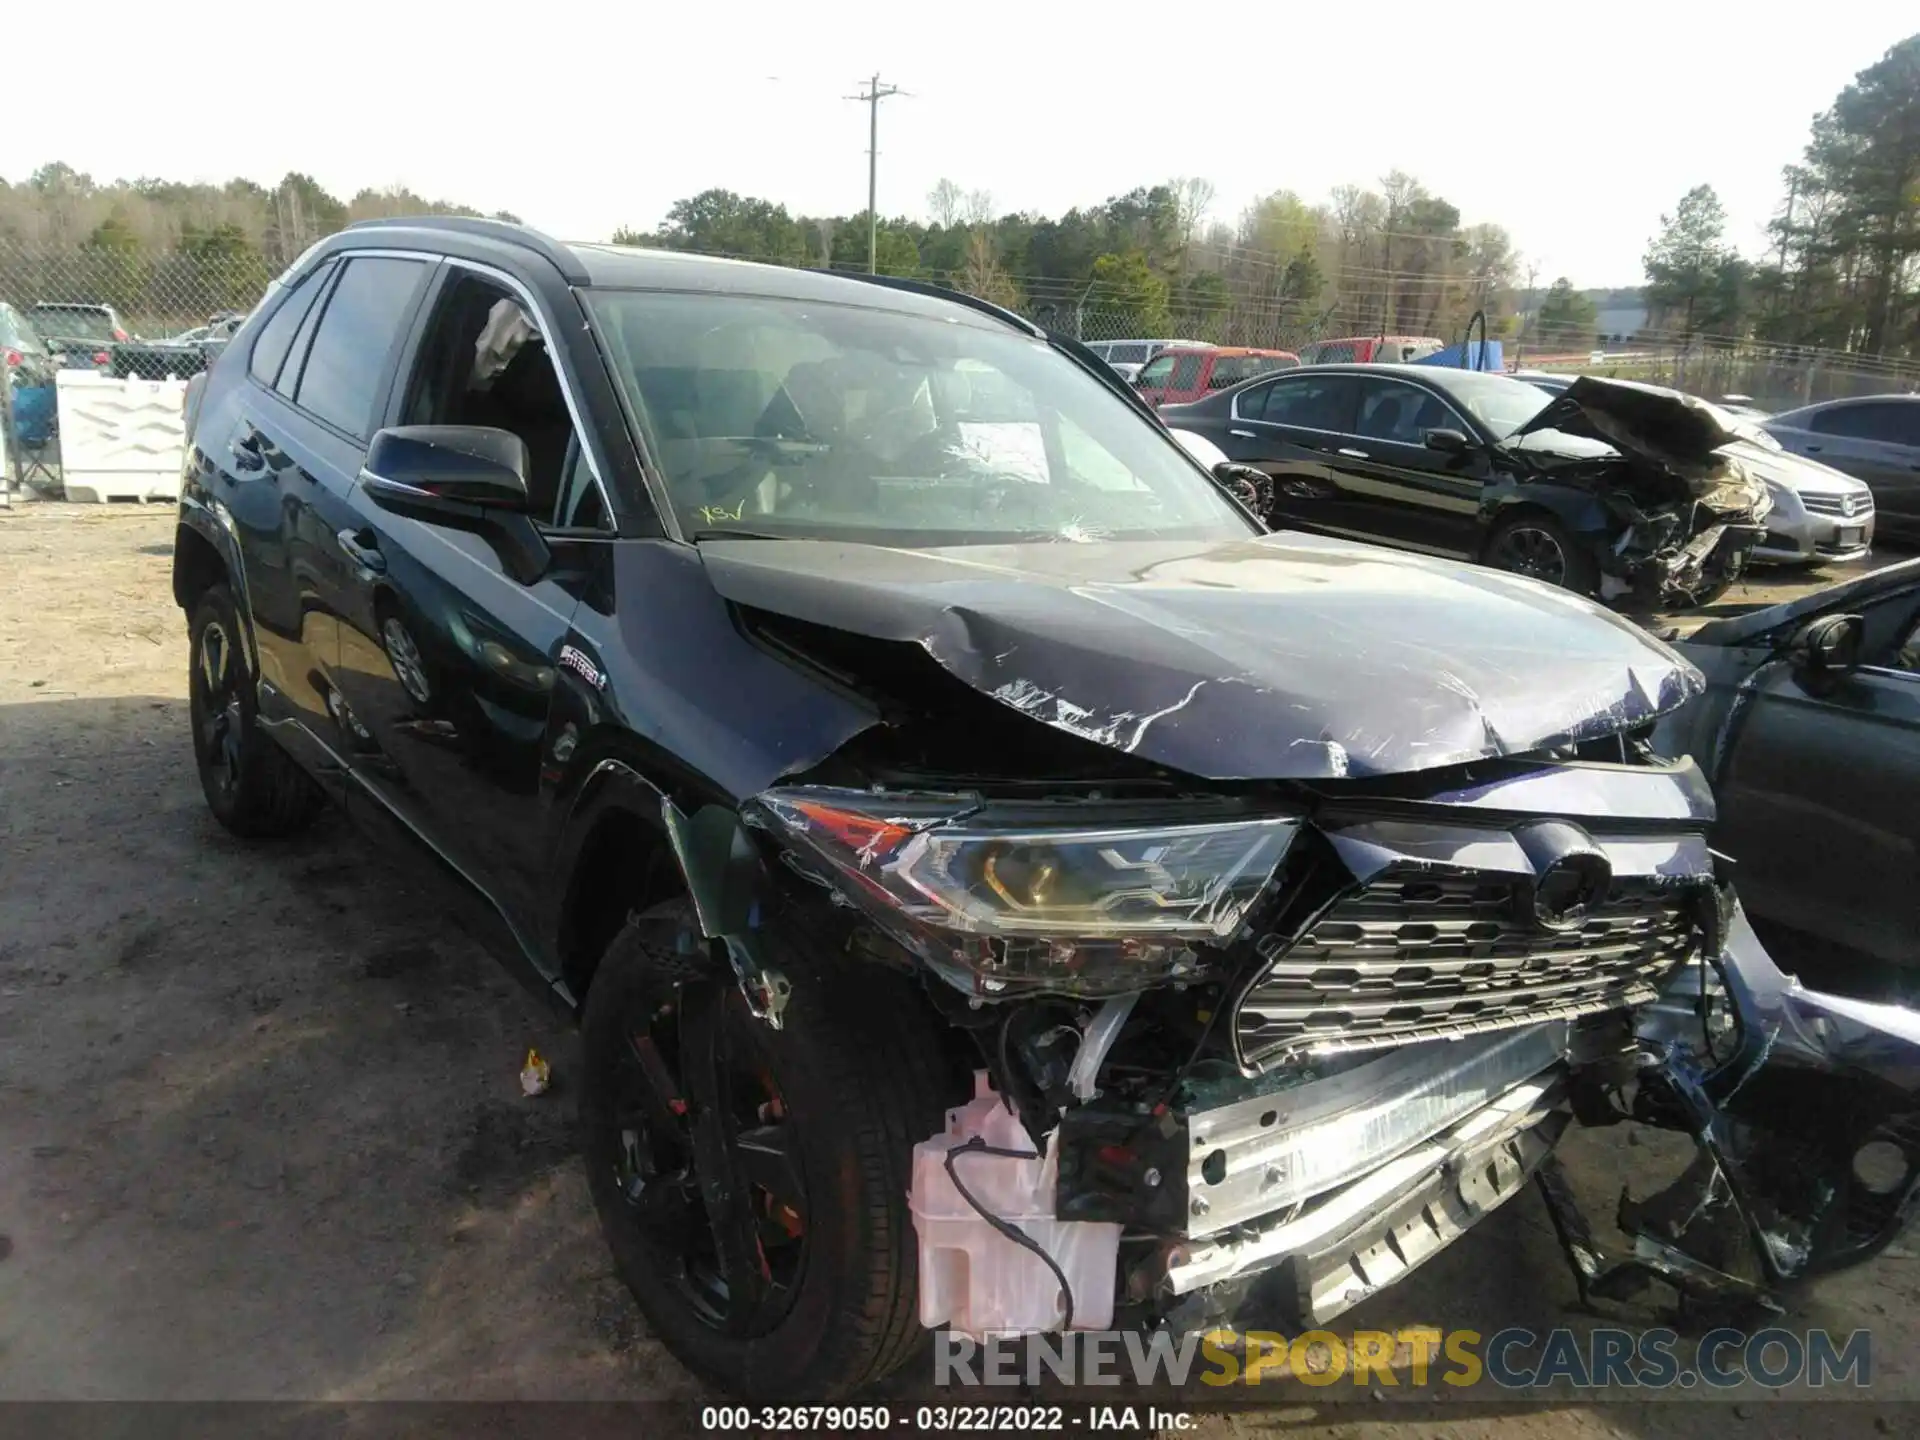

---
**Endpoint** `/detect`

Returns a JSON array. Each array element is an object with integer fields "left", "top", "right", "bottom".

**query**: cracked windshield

[{"left": 586, "top": 289, "right": 1251, "bottom": 543}]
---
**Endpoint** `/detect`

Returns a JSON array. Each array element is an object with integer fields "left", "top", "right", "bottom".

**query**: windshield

[
  {"left": 585, "top": 290, "right": 1254, "bottom": 545},
  {"left": 1443, "top": 371, "right": 1561, "bottom": 438}
]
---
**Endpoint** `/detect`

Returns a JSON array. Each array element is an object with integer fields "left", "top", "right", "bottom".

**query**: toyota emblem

[{"left": 1529, "top": 852, "right": 1613, "bottom": 930}]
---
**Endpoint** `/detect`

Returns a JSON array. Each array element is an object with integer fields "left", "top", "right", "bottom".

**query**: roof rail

[
  {"left": 343, "top": 215, "right": 587, "bottom": 284},
  {"left": 831, "top": 271, "right": 1043, "bottom": 338}
]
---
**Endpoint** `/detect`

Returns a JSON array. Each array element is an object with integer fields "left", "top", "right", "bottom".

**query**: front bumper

[
  {"left": 1754, "top": 499, "right": 1875, "bottom": 566},
  {"left": 1161, "top": 1073, "right": 1566, "bottom": 1321}
]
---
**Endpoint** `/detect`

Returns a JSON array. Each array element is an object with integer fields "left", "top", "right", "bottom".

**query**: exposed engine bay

[
  {"left": 663, "top": 728, "right": 1920, "bottom": 1341},
  {"left": 1505, "top": 376, "right": 1772, "bottom": 611}
]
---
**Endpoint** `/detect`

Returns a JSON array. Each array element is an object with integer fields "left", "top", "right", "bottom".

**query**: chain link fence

[{"left": 8, "top": 232, "right": 1920, "bottom": 499}]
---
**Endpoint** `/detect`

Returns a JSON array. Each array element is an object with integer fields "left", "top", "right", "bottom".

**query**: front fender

[
  {"left": 1633, "top": 904, "right": 1920, "bottom": 1285},
  {"left": 1479, "top": 481, "right": 1613, "bottom": 540}
]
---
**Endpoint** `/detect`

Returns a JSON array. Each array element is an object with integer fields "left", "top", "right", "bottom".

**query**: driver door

[
  {"left": 326, "top": 266, "right": 610, "bottom": 933},
  {"left": 1712, "top": 592, "right": 1920, "bottom": 969}
]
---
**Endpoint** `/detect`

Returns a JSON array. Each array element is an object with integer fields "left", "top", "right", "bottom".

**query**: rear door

[
  {"left": 191, "top": 255, "right": 354, "bottom": 775},
  {"left": 1220, "top": 373, "right": 1362, "bottom": 532},
  {"left": 249, "top": 254, "right": 437, "bottom": 766},
  {"left": 1325, "top": 376, "right": 1492, "bottom": 556},
  {"left": 1711, "top": 587, "right": 1920, "bottom": 970}
]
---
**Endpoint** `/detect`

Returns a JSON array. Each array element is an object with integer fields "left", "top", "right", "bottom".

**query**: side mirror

[
  {"left": 1425, "top": 428, "right": 1472, "bottom": 454},
  {"left": 361, "top": 425, "right": 549, "bottom": 584},
  {"left": 1786, "top": 612, "right": 1863, "bottom": 696},
  {"left": 1212, "top": 461, "right": 1271, "bottom": 516}
]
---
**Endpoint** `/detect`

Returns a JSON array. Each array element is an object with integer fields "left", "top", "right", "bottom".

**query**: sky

[{"left": 4, "top": 2, "right": 1914, "bottom": 288}]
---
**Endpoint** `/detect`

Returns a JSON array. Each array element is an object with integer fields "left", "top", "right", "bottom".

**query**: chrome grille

[
  {"left": 1236, "top": 868, "right": 1701, "bottom": 1067},
  {"left": 1803, "top": 492, "right": 1872, "bottom": 518}
]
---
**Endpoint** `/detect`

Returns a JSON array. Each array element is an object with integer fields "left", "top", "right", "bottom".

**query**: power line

[{"left": 845, "top": 74, "right": 906, "bottom": 274}]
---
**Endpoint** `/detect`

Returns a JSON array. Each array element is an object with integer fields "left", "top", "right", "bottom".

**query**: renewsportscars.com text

[{"left": 934, "top": 1326, "right": 1873, "bottom": 1390}]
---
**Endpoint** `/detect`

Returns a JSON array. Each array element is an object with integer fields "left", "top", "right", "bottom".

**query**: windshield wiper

[{"left": 689, "top": 528, "right": 792, "bottom": 542}]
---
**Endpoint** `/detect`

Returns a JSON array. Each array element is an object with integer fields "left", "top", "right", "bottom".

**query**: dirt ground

[{"left": 1, "top": 503, "right": 1915, "bottom": 1436}]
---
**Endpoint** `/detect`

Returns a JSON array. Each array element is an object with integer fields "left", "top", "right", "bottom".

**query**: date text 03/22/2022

[{"left": 700, "top": 1405, "right": 1196, "bottom": 1431}]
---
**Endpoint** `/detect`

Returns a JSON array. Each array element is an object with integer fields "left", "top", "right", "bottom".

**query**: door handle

[
  {"left": 337, "top": 528, "right": 386, "bottom": 573},
  {"left": 1337, "top": 447, "right": 1370, "bottom": 459},
  {"left": 1804, "top": 444, "right": 1823, "bottom": 453},
  {"left": 1229, "top": 428, "right": 1257, "bottom": 439}
]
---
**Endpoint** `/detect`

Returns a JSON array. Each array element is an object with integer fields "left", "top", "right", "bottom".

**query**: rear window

[
  {"left": 1247, "top": 374, "right": 1360, "bottom": 430},
  {"left": 1304, "top": 341, "right": 1358, "bottom": 365},
  {"left": 1108, "top": 343, "right": 1149, "bottom": 365},
  {"left": 1168, "top": 353, "right": 1204, "bottom": 390},
  {"left": 29, "top": 305, "right": 116, "bottom": 342},
  {"left": 292, "top": 257, "right": 432, "bottom": 437}
]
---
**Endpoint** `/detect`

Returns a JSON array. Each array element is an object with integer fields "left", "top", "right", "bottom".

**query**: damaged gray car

[{"left": 167, "top": 223, "right": 1920, "bottom": 1404}]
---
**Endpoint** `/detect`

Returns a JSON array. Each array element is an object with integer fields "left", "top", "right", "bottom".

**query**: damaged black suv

[{"left": 172, "top": 218, "right": 1920, "bottom": 1400}]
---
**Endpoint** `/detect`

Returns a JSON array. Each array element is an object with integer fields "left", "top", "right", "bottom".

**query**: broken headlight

[{"left": 753, "top": 787, "right": 1300, "bottom": 997}]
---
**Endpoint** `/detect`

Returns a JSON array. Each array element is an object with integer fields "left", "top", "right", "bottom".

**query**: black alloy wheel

[
  {"left": 186, "top": 585, "right": 324, "bottom": 837},
  {"left": 603, "top": 975, "right": 809, "bottom": 1337},
  {"left": 1488, "top": 522, "right": 1572, "bottom": 586},
  {"left": 581, "top": 900, "right": 963, "bottom": 1399}
]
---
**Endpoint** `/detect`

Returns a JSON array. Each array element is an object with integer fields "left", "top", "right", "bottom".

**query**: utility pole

[
  {"left": 847, "top": 74, "right": 904, "bottom": 273},
  {"left": 1517, "top": 262, "right": 1539, "bottom": 364}
]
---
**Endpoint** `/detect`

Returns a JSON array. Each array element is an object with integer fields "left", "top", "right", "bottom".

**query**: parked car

[
  {"left": 1655, "top": 557, "right": 1920, "bottom": 991},
  {"left": 1162, "top": 364, "right": 1772, "bottom": 609},
  {"left": 171, "top": 217, "right": 1918, "bottom": 1400},
  {"left": 1762, "top": 395, "right": 1920, "bottom": 543},
  {"left": 1081, "top": 337, "right": 1202, "bottom": 370},
  {"left": 1133, "top": 345, "right": 1298, "bottom": 405},
  {"left": 1, "top": 301, "right": 58, "bottom": 389},
  {"left": 27, "top": 301, "right": 127, "bottom": 372},
  {"left": 111, "top": 312, "right": 250, "bottom": 381},
  {"left": 1514, "top": 371, "right": 1873, "bottom": 567},
  {"left": 1296, "top": 334, "right": 1445, "bottom": 365}
]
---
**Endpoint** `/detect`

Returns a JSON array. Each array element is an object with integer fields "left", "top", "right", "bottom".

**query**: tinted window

[
  {"left": 1810, "top": 402, "right": 1920, "bottom": 447},
  {"left": 1169, "top": 354, "right": 1204, "bottom": 390},
  {"left": 249, "top": 260, "right": 335, "bottom": 389},
  {"left": 1356, "top": 379, "right": 1466, "bottom": 444},
  {"left": 1252, "top": 375, "right": 1360, "bottom": 430},
  {"left": 1109, "top": 343, "right": 1149, "bottom": 365},
  {"left": 294, "top": 257, "right": 430, "bottom": 437}
]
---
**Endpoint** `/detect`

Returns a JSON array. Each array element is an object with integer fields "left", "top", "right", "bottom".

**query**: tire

[
  {"left": 581, "top": 900, "right": 964, "bottom": 1400},
  {"left": 1484, "top": 512, "right": 1597, "bottom": 595},
  {"left": 187, "top": 585, "right": 326, "bottom": 838}
]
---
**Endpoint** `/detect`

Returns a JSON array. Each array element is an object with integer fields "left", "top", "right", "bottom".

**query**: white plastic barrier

[{"left": 54, "top": 371, "right": 189, "bottom": 503}]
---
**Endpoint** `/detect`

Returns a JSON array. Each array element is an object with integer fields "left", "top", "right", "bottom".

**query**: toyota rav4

[{"left": 171, "top": 218, "right": 1920, "bottom": 1400}]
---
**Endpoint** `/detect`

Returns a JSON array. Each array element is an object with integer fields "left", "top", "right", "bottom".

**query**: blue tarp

[
  {"left": 1415, "top": 341, "right": 1504, "bottom": 372},
  {"left": 7, "top": 384, "right": 56, "bottom": 446}
]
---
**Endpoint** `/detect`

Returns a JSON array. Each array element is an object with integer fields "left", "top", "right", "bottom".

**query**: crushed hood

[
  {"left": 698, "top": 531, "right": 1703, "bottom": 781},
  {"left": 1512, "top": 376, "right": 1746, "bottom": 475}
]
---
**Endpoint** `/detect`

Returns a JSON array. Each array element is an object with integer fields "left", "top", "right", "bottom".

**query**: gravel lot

[{"left": 1, "top": 502, "right": 1914, "bottom": 1435}]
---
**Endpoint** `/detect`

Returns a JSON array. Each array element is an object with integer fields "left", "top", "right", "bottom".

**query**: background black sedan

[{"left": 1160, "top": 362, "right": 1755, "bottom": 604}]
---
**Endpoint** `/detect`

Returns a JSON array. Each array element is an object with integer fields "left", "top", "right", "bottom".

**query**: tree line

[{"left": 2, "top": 31, "right": 1914, "bottom": 362}]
